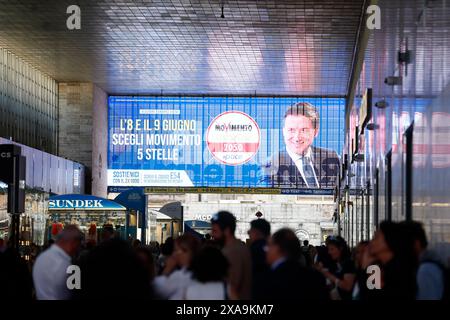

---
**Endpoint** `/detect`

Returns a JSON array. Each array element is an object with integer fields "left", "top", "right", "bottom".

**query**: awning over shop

[
  {"left": 48, "top": 194, "right": 126, "bottom": 211},
  {"left": 155, "top": 212, "right": 173, "bottom": 220},
  {"left": 184, "top": 220, "right": 211, "bottom": 229}
]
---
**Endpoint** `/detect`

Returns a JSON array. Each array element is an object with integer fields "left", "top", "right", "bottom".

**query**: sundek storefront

[{"left": 48, "top": 194, "right": 137, "bottom": 243}]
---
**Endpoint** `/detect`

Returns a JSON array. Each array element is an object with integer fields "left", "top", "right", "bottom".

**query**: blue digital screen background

[{"left": 108, "top": 96, "right": 345, "bottom": 188}]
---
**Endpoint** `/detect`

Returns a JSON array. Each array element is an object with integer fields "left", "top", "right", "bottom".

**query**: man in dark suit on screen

[{"left": 260, "top": 102, "right": 340, "bottom": 188}]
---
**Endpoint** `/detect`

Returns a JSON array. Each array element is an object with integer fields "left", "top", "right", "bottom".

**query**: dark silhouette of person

[
  {"left": 211, "top": 211, "right": 252, "bottom": 300},
  {"left": 76, "top": 238, "right": 153, "bottom": 299},
  {"left": 366, "top": 221, "right": 418, "bottom": 300},
  {"left": 0, "top": 245, "right": 33, "bottom": 300},
  {"left": 316, "top": 236, "right": 356, "bottom": 300},
  {"left": 185, "top": 246, "right": 230, "bottom": 300},
  {"left": 247, "top": 218, "right": 271, "bottom": 298},
  {"left": 257, "top": 228, "right": 329, "bottom": 300}
]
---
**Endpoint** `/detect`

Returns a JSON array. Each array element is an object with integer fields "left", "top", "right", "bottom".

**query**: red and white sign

[{"left": 206, "top": 111, "right": 260, "bottom": 165}]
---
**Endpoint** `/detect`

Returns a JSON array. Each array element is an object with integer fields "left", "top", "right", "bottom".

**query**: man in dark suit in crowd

[
  {"left": 247, "top": 218, "right": 271, "bottom": 299},
  {"left": 256, "top": 228, "right": 329, "bottom": 300},
  {"left": 260, "top": 102, "right": 340, "bottom": 188}
]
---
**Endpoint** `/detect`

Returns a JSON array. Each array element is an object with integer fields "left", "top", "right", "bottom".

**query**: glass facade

[{"left": 0, "top": 47, "right": 58, "bottom": 154}]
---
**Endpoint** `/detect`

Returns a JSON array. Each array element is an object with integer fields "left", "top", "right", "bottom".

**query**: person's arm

[
  {"left": 319, "top": 268, "right": 356, "bottom": 292},
  {"left": 224, "top": 250, "right": 243, "bottom": 300},
  {"left": 153, "top": 258, "right": 179, "bottom": 299},
  {"left": 161, "top": 255, "right": 177, "bottom": 275}
]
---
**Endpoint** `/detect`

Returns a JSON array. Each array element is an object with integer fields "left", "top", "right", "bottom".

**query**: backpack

[{"left": 421, "top": 259, "right": 450, "bottom": 300}]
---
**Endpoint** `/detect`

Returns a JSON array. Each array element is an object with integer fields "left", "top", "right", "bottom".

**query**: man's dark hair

[
  {"left": 303, "top": 240, "right": 309, "bottom": 246},
  {"left": 161, "top": 237, "right": 174, "bottom": 256},
  {"left": 271, "top": 228, "right": 302, "bottom": 260},
  {"left": 379, "top": 221, "right": 419, "bottom": 273},
  {"left": 400, "top": 221, "right": 428, "bottom": 249},
  {"left": 284, "top": 102, "right": 319, "bottom": 129},
  {"left": 379, "top": 221, "right": 401, "bottom": 253},
  {"left": 191, "top": 246, "right": 229, "bottom": 283},
  {"left": 211, "top": 211, "right": 236, "bottom": 234},
  {"left": 250, "top": 219, "right": 271, "bottom": 237},
  {"left": 101, "top": 224, "right": 115, "bottom": 241}
]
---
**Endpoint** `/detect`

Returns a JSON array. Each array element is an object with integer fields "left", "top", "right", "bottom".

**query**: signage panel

[
  {"left": 48, "top": 194, "right": 126, "bottom": 211},
  {"left": 108, "top": 97, "right": 344, "bottom": 189}
]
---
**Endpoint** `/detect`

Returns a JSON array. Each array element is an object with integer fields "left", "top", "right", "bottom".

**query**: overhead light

[
  {"left": 366, "top": 123, "right": 380, "bottom": 130},
  {"left": 354, "top": 154, "right": 365, "bottom": 162},
  {"left": 220, "top": 1, "right": 225, "bottom": 18},
  {"left": 384, "top": 76, "right": 402, "bottom": 86},
  {"left": 375, "top": 100, "right": 389, "bottom": 109}
]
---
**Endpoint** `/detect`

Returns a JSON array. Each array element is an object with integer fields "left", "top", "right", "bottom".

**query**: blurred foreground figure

[
  {"left": 153, "top": 234, "right": 200, "bottom": 299},
  {"left": 0, "top": 239, "right": 33, "bottom": 300},
  {"left": 185, "top": 246, "right": 229, "bottom": 300},
  {"left": 400, "top": 221, "right": 446, "bottom": 300},
  {"left": 32, "top": 225, "right": 82, "bottom": 300},
  {"left": 135, "top": 245, "right": 156, "bottom": 284},
  {"left": 77, "top": 238, "right": 153, "bottom": 299},
  {"left": 211, "top": 211, "right": 252, "bottom": 300},
  {"left": 258, "top": 228, "right": 329, "bottom": 300},
  {"left": 248, "top": 218, "right": 271, "bottom": 298},
  {"left": 316, "top": 236, "right": 356, "bottom": 300},
  {"left": 157, "top": 237, "right": 174, "bottom": 275},
  {"left": 351, "top": 241, "right": 370, "bottom": 300},
  {"left": 367, "top": 221, "right": 417, "bottom": 300}
]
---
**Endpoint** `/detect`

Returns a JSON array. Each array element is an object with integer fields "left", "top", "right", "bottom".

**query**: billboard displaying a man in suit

[{"left": 260, "top": 102, "right": 340, "bottom": 188}]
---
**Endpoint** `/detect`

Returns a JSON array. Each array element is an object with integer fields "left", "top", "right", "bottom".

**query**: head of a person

[
  {"left": 266, "top": 228, "right": 301, "bottom": 265},
  {"left": 173, "top": 234, "right": 201, "bottom": 268},
  {"left": 101, "top": 225, "right": 115, "bottom": 242},
  {"left": 303, "top": 240, "right": 309, "bottom": 247},
  {"left": 204, "top": 233, "right": 211, "bottom": 241},
  {"left": 161, "top": 237, "right": 174, "bottom": 256},
  {"left": 326, "top": 235, "right": 350, "bottom": 262},
  {"left": 283, "top": 102, "right": 319, "bottom": 155},
  {"left": 191, "top": 246, "right": 229, "bottom": 283},
  {"left": 55, "top": 225, "right": 83, "bottom": 257},
  {"left": 369, "top": 221, "right": 399, "bottom": 264},
  {"left": 210, "top": 211, "right": 236, "bottom": 245},
  {"left": 248, "top": 219, "right": 271, "bottom": 243},
  {"left": 132, "top": 239, "right": 141, "bottom": 248},
  {"left": 399, "top": 221, "right": 428, "bottom": 258}
]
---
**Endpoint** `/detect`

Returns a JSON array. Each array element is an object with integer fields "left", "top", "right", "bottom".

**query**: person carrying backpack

[{"left": 400, "top": 221, "right": 447, "bottom": 300}]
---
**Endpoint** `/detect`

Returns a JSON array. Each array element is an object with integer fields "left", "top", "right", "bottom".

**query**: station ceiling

[{"left": 0, "top": 0, "right": 365, "bottom": 96}]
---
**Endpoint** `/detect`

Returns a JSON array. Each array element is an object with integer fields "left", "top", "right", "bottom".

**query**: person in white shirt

[
  {"left": 153, "top": 233, "right": 201, "bottom": 300},
  {"left": 32, "top": 225, "right": 82, "bottom": 300},
  {"left": 185, "top": 246, "right": 229, "bottom": 300}
]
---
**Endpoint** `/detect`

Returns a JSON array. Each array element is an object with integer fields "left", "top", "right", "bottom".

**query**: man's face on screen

[{"left": 283, "top": 114, "right": 318, "bottom": 155}]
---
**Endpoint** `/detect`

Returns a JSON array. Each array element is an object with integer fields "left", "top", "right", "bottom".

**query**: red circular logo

[{"left": 206, "top": 111, "right": 260, "bottom": 165}]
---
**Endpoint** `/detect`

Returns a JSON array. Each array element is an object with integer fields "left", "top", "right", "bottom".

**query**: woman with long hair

[
  {"left": 315, "top": 236, "right": 356, "bottom": 300},
  {"left": 152, "top": 234, "right": 201, "bottom": 300}
]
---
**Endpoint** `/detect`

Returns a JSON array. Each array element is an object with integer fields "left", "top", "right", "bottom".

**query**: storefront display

[{"left": 47, "top": 194, "right": 129, "bottom": 243}]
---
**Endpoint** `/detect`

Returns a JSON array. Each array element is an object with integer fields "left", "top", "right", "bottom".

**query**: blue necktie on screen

[{"left": 302, "top": 157, "right": 318, "bottom": 188}]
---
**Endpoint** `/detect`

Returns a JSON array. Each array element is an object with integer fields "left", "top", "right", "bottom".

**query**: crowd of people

[{"left": 0, "top": 211, "right": 448, "bottom": 300}]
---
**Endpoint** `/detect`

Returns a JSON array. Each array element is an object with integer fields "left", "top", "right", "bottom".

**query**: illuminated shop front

[{"left": 47, "top": 194, "right": 136, "bottom": 243}]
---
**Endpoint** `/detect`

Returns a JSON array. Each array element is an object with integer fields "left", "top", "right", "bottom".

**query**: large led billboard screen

[{"left": 108, "top": 96, "right": 344, "bottom": 189}]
